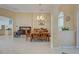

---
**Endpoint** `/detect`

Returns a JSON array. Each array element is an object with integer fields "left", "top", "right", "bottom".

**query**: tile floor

[{"left": 0, "top": 36, "right": 79, "bottom": 54}]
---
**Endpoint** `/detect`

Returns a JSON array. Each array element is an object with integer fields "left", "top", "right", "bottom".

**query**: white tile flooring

[{"left": 0, "top": 36, "right": 79, "bottom": 54}]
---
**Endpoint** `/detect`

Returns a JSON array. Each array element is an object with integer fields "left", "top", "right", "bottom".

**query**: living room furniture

[
  {"left": 14, "top": 26, "right": 31, "bottom": 38},
  {"left": 19, "top": 26, "right": 31, "bottom": 35}
]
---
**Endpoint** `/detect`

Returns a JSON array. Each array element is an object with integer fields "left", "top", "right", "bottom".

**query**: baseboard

[
  {"left": 51, "top": 46, "right": 76, "bottom": 48},
  {"left": 61, "top": 46, "right": 76, "bottom": 48}
]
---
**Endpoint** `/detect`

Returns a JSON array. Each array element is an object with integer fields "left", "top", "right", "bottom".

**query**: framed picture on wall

[{"left": 66, "top": 16, "right": 71, "bottom": 22}]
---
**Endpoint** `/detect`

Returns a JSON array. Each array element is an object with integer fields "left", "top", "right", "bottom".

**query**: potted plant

[{"left": 62, "top": 27, "right": 69, "bottom": 31}]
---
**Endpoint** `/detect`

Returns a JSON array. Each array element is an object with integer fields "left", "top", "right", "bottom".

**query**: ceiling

[{"left": 0, "top": 4, "right": 55, "bottom": 13}]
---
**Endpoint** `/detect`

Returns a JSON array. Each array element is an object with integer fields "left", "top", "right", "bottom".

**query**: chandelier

[
  {"left": 37, "top": 15, "right": 45, "bottom": 21},
  {"left": 36, "top": 4, "right": 45, "bottom": 21}
]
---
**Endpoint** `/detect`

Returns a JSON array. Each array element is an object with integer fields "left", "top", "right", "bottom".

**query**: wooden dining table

[{"left": 30, "top": 31, "right": 50, "bottom": 42}]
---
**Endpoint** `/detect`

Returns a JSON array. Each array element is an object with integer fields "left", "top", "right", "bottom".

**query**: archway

[{"left": 0, "top": 16, "right": 13, "bottom": 37}]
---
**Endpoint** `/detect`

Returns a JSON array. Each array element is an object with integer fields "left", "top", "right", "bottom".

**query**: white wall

[
  {"left": 50, "top": 6, "right": 59, "bottom": 47},
  {"left": 58, "top": 31, "right": 75, "bottom": 47},
  {"left": 76, "top": 9, "right": 79, "bottom": 48}
]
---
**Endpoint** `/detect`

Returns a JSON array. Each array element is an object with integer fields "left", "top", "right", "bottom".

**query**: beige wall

[
  {"left": 59, "top": 5, "right": 77, "bottom": 31},
  {"left": 15, "top": 13, "right": 33, "bottom": 31},
  {"left": 58, "top": 5, "right": 77, "bottom": 47},
  {"left": 51, "top": 5, "right": 77, "bottom": 47},
  {"left": 32, "top": 13, "right": 51, "bottom": 32},
  {"left": 0, "top": 8, "right": 15, "bottom": 19},
  {"left": 15, "top": 12, "right": 51, "bottom": 32}
]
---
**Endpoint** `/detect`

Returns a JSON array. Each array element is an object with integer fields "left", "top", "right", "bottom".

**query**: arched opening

[
  {"left": 58, "top": 12, "right": 64, "bottom": 31},
  {"left": 0, "top": 16, "right": 13, "bottom": 37}
]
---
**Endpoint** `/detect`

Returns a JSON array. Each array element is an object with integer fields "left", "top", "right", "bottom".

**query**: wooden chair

[
  {"left": 30, "top": 33, "right": 39, "bottom": 41},
  {"left": 39, "top": 33, "right": 50, "bottom": 41}
]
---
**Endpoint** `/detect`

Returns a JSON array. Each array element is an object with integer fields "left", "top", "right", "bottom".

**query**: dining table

[{"left": 30, "top": 31, "right": 50, "bottom": 42}]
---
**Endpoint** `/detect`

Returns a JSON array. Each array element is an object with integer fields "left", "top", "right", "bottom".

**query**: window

[
  {"left": 9, "top": 19, "right": 12, "bottom": 25},
  {"left": 58, "top": 12, "right": 64, "bottom": 31}
]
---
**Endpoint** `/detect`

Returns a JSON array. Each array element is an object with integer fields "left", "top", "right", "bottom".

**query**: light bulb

[
  {"left": 37, "top": 16, "right": 40, "bottom": 20},
  {"left": 40, "top": 16, "right": 44, "bottom": 20}
]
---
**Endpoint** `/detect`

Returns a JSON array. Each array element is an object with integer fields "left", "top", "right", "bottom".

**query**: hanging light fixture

[
  {"left": 36, "top": 15, "right": 40, "bottom": 21},
  {"left": 40, "top": 16, "right": 45, "bottom": 20},
  {"left": 36, "top": 4, "right": 45, "bottom": 21},
  {"left": 37, "top": 15, "right": 45, "bottom": 21}
]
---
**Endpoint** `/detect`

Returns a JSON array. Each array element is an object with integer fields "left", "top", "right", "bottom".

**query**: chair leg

[
  {"left": 30, "top": 37, "right": 32, "bottom": 42},
  {"left": 48, "top": 37, "right": 50, "bottom": 42}
]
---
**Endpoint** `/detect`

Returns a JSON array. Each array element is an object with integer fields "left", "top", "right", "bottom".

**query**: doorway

[{"left": 0, "top": 16, "right": 13, "bottom": 37}]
